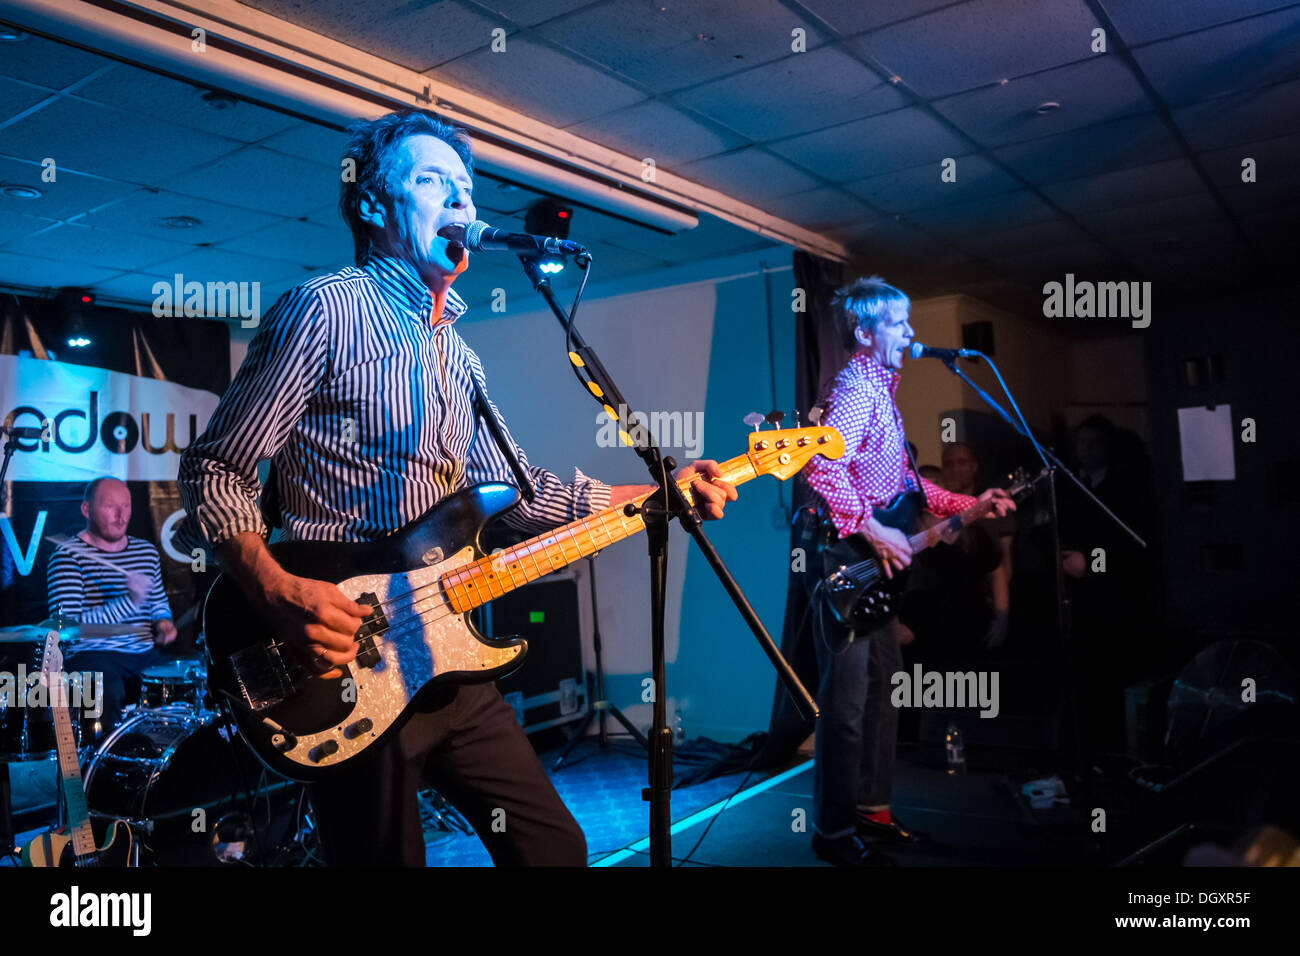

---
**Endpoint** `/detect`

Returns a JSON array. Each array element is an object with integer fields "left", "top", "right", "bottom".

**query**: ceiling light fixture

[
  {"left": 1, "top": 184, "right": 42, "bottom": 199},
  {"left": 0, "top": 26, "right": 27, "bottom": 41},
  {"left": 1035, "top": 101, "right": 1061, "bottom": 114},
  {"left": 157, "top": 215, "right": 201, "bottom": 229}
]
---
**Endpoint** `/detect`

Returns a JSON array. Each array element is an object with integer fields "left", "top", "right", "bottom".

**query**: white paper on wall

[{"left": 1177, "top": 404, "right": 1235, "bottom": 481}]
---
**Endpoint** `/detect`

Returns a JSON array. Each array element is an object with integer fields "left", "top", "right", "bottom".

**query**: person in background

[{"left": 47, "top": 477, "right": 176, "bottom": 735}]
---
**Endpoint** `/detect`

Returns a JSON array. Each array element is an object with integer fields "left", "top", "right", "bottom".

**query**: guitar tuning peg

[
  {"left": 743, "top": 412, "right": 765, "bottom": 432},
  {"left": 794, "top": 410, "right": 801, "bottom": 428},
  {"left": 808, "top": 405, "right": 824, "bottom": 425},
  {"left": 765, "top": 410, "right": 785, "bottom": 427}
]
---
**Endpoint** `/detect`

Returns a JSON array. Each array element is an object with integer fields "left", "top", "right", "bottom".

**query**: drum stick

[{"left": 45, "top": 535, "right": 132, "bottom": 577}]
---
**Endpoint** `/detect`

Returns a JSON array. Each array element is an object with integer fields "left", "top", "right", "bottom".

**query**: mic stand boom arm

[{"left": 516, "top": 255, "right": 817, "bottom": 869}]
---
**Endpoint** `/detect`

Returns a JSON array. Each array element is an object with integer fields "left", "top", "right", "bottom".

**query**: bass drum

[{"left": 82, "top": 706, "right": 300, "bottom": 865}]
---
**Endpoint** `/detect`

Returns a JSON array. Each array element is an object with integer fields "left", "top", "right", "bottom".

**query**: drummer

[{"left": 46, "top": 477, "right": 177, "bottom": 734}]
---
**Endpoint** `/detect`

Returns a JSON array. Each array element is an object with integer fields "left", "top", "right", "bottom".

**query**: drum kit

[{"left": 1, "top": 622, "right": 316, "bottom": 866}]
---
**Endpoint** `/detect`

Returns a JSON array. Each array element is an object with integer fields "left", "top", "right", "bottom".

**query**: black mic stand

[
  {"left": 516, "top": 254, "right": 818, "bottom": 867},
  {"left": 933, "top": 353, "right": 1146, "bottom": 782}
]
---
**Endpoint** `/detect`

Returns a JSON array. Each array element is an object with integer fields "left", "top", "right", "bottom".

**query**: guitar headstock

[
  {"left": 747, "top": 426, "right": 844, "bottom": 481},
  {"left": 39, "top": 628, "right": 63, "bottom": 683}
]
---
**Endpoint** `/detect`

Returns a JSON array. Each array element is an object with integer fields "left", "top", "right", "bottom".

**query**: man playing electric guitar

[
  {"left": 177, "top": 109, "right": 737, "bottom": 866},
  {"left": 801, "top": 276, "right": 1015, "bottom": 867}
]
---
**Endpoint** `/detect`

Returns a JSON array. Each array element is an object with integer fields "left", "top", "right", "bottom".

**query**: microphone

[
  {"left": 907, "top": 342, "right": 978, "bottom": 361},
  {"left": 438, "top": 221, "right": 588, "bottom": 257}
]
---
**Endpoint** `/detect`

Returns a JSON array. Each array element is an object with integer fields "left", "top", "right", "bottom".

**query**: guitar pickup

[{"left": 353, "top": 592, "right": 385, "bottom": 669}]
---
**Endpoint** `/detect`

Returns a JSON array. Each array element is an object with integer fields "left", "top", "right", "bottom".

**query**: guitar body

[
  {"left": 202, "top": 483, "right": 529, "bottom": 781},
  {"left": 821, "top": 490, "right": 927, "bottom": 629},
  {"left": 21, "top": 820, "right": 134, "bottom": 868}
]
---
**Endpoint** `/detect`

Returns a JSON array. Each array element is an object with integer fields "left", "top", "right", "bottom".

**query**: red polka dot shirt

[{"left": 805, "top": 351, "right": 976, "bottom": 538}]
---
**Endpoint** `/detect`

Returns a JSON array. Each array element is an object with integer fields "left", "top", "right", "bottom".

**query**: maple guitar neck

[{"left": 442, "top": 452, "right": 758, "bottom": 614}]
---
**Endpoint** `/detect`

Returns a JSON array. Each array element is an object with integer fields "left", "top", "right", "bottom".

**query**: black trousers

[
  {"left": 309, "top": 682, "right": 587, "bottom": 866},
  {"left": 810, "top": 605, "right": 903, "bottom": 838}
]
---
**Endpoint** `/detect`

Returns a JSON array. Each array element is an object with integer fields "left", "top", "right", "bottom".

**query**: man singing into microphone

[
  {"left": 177, "top": 109, "right": 736, "bottom": 867},
  {"left": 801, "top": 276, "right": 1014, "bottom": 866}
]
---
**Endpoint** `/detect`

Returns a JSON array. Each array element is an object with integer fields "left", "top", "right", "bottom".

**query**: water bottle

[{"left": 945, "top": 721, "right": 966, "bottom": 775}]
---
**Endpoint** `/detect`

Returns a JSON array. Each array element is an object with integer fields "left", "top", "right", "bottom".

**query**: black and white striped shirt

[
  {"left": 177, "top": 254, "right": 610, "bottom": 551},
  {"left": 46, "top": 535, "right": 171, "bottom": 654}
]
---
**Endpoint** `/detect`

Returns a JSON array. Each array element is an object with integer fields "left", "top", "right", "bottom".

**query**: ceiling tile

[
  {"left": 564, "top": 99, "right": 747, "bottom": 167},
  {"left": 0, "top": 209, "right": 58, "bottom": 245},
  {"left": 476, "top": 0, "right": 603, "bottom": 27},
  {"left": 851, "top": 0, "right": 1103, "bottom": 99},
  {"left": 0, "top": 76, "right": 56, "bottom": 120},
  {"left": 218, "top": 218, "right": 355, "bottom": 270},
  {"left": 767, "top": 107, "right": 969, "bottom": 181},
  {"left": 79, "top": 188, "right": 285, "bottom": 245},
  {"left": 430, "top": 35, "right": 647, "bottom": 127},
  {"left": 0, "top": 32, "right": 112, "bottom": 89},
  {"left": 1040, "top": 158, "right": 1209, "bottom": 214},
  {"left": 2, "top": 97, "right": 240, "bottom": 183},
  {"left": 758, "top": 186, "right": 877, "bottom": 228},
  {"left": 0, "top": 157, "right": 136, "bottom": 221},
  {"left": 1105, "top": 0, "right": 1300, "bottom": 46},
  {"left": 1132, "top": 5, "right": 1300, "bottom": 106},
  {"left": 145, "top": 246, "right": 312, "bottom": 287},
  {"left": 160, "top": 146, "right": 341, "bottom": 217},
  {"left": 257, "top": 122, "right": 351, "bottom": 165},
  {"left": 0, "top": 249, "right": 120, "bottom": 290},
  {"left": 931, "top": 55, "right": 1152, "bottom": 148},
  {"left": 904, "top": 188, "right": 1059, "bottom": 236},
  {"left": 1198, "top": 130, "right": 1300, "bottom": 215},
  {"left": 671, "top": 148, "right": 822, "bottom": 201},
  {"left": 0, "top": 220, "right": 194, "bottom": 271},
  {"left": 1172, "top": 77, "right": 1300, "bottom": 152},
  {"left": 1076, "top": 191, "right": 1226, "bottom": 236},
  {"left": 795, "top": 0, "right": 968, "bottom": 37},
  {"left": 68, "top": 67, "right": 300, "bottom": 143},
  {"left": 993, "top": 113, "right": 1183, "bottom": 184},
  {"left": 238, "top": 0, "right": 513, "bottom": 72},
  {"left": 844, "top": 153, "right": 1022, "bottom": 212},
  {"left": 534, "top": 0, "right": 831, "bottom": 95},
  {"left": 672, "top": 46, "right": 907, "bottom": 141}
]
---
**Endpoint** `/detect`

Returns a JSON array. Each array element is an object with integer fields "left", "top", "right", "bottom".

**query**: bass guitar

[
  {"left": 203, "top": 426, "right": 844, "bottom": 780},
  {"left": 20, "top": 628, "right": 135, "bottom": 867},
  {"left": 821, "top": 469, "right": 1038, "bottom": 628}
]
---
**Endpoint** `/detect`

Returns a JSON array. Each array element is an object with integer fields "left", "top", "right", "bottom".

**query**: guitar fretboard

[
  {"left": 44, "top": 646, "right": 97, "bottom": 860},
  {"left": 442, "top": 453, "right": 758, "bottom": 613}
]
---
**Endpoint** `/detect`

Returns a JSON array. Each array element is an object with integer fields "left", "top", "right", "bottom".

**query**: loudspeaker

[{"left": 473, "top": 576, "right": 588, "bottom": 734}]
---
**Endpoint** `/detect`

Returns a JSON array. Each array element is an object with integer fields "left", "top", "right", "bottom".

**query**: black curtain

[{"left": 752, "top": 250, "right": 847, "bottom": 769}]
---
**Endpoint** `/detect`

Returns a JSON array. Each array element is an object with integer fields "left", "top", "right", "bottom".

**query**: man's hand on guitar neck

[
  {"left": 861, "top": 517, "right": 911, "bottom": 579},
  {"left": 217, "top": 532, "right": 371, "bottom": 680},
  {"left": 976, "top": 487, "right": 1017, "bottom": 518}
]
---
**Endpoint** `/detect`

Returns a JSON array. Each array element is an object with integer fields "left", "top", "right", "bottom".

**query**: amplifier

[{"left": 472, "top": 574, "right": 588, "bottom": 734}]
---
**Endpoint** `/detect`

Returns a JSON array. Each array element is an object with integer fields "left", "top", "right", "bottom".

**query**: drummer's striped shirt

[
  {"left": 177, "top": 254, "right": 610, "bottom": 551},
  {"left": 45, "top": 535, "right": 172, "bottom": 653}
]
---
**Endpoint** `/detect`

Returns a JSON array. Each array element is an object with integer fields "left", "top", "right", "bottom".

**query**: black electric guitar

[
  {"left": 820, "top": 469, "right": 1038, "bottom": 628},
  {"left": 20, "top": 629, "right": 135, "bottom": 867},
  {"left": 202, "top": 427, "right": 845, "bottom": 780}
]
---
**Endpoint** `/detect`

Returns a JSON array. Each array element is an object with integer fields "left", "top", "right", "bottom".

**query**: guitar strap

[{"left": 469, "top": 372, "right": 536, "bottom": 504}]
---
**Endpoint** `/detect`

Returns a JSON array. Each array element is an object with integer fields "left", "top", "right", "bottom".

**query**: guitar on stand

[
  {"left": 820, "top": 469, "right": 1040, "bottom": 628},
  {"left": 19, "top": 627, "right": 135, "bottom": 867}
]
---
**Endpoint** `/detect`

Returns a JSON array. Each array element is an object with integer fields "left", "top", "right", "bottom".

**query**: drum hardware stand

[
  {"left": 516, "top": 252, "right": 818, "bottom": 867},
  {"left": 553, "top": 556, "right": 650, "bottom": 770}
]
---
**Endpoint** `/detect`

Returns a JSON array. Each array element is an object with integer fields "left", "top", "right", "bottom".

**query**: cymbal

[{"left": 0, "top": 625, "right": 51, "bottom": 643}]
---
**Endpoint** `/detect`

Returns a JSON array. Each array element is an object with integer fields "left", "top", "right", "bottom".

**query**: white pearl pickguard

[{"left": 273, "top": 547, "right": 522, "bottom": 772}]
